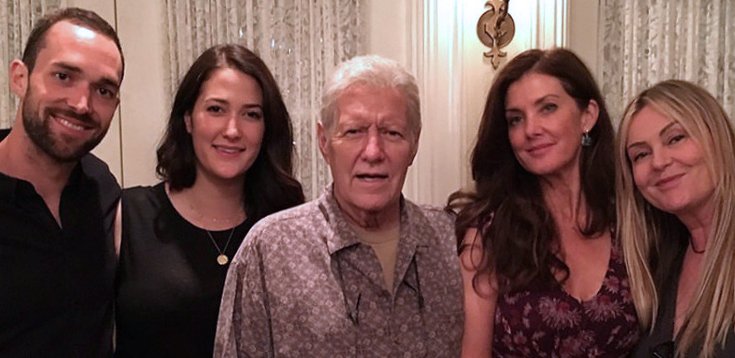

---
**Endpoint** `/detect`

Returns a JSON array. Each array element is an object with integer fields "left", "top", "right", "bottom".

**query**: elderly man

[
  {"left": 215, "top": 55, "right": 463, "bottom": 357},
  {"left": 0, "top": 8, "right": 124, "bottom": 356}
]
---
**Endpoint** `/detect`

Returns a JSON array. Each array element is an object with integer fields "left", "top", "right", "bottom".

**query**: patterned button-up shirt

[{"left": 215, "top": 186, "right": 463, "bottom": 357}]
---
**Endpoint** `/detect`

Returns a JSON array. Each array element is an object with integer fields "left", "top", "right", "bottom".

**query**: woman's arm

[{"left": 460, "top": 228, "right": 498, "bottom": 358}]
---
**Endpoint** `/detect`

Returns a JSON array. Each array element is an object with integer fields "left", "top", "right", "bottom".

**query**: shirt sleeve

[{"left": 214, "top": 235, "right": 273, "bottom": 358}]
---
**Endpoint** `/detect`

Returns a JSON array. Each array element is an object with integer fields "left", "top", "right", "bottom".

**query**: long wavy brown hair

[{"left": 447, "top": 48, "right": 615, "bottom": 294}]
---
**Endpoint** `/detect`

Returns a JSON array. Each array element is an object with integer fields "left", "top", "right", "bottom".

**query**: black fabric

[
  {"left": 115, "top": 183, "right": 253, "bottom": 358},
  {"left": 633, "top": 247, "right": 735, "bottom": 357},
  {"left": 0, "top": 128, "right": 121, "bottom": 357}
]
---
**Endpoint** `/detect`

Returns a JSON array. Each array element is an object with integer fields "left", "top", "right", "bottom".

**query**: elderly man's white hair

[{"left": 319, "top": 55, "right": 421, "bottom": 139}]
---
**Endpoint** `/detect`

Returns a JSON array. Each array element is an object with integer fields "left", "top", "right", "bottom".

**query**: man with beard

[{"left": 0, "top": 7, "right": 124, "bottom": 356}]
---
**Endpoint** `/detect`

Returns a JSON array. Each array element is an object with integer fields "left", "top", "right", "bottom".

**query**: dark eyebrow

[
  {"left": 203, "top": 98, "right": 263, "bottom": 110},
  {"left": 506, "top": 94, "right": 559, "bottom": 113},
  {"left": 51, "top": 62, "right": 82, "bottom": 75},
  {"left": 626, "top": 121, "right": 678, "bottom": 150},
  {"left": 239, "top": 104, "right": 263, "bottom": 114},
  {"left": 96, "top": 77, "right": 120, "bottom": 90},
  {"left": 51, "top": 62, "right": 120, "bottom": 89},
  {"left": 533, "top": 94, "right": 559, "bottom": 107},
  {"left": 203, "top": 98, "right": 228, "bottom": 105}
]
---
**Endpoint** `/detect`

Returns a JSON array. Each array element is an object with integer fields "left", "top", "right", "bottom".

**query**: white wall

[
  {"left": 568, "top": 0, "right": 600, "bottom": 79},
  {"left": 114, "top": 1, "right": 168, "bottom": 187}
]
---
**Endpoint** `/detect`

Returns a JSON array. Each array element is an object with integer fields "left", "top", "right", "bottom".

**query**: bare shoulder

[{"left": 459, "top": 228, "right": 486, "bottom": 270}]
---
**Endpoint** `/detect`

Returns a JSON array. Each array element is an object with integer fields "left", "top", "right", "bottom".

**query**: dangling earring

[{"left": 581, "top": 131, "right": 592, "bottom": 147}]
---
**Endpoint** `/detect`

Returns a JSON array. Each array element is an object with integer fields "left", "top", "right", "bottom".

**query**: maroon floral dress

[{"left": 493, "top": 243, "right": 640, "bottom": 357}]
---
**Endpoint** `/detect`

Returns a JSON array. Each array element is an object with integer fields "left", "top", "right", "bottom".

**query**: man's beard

[{"left": 22, "top": 93, "right": 106, "bottom": 163}]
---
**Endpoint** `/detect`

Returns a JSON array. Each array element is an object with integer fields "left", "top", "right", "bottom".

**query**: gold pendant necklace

[{"left": 205, "top": 227, "right": 236, "bottom": 266}]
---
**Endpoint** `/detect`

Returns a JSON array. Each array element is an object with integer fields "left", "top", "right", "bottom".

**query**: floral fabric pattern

[{"left": 493, "top": 244, "right": 640, "bottom": 357}]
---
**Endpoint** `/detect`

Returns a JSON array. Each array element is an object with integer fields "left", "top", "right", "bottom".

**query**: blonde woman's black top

[{"left": 632, "top": 247, "right": 735, "bottom": 357}]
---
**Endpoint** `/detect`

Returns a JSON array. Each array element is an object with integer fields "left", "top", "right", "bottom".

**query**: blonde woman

[{"left": 617, "top": 80, "right": 735, "bottom": 357}]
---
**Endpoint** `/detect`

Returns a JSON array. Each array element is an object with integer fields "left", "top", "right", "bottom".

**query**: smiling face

[
  {"left": 504, "top": 73, "right": 598, "bottom": 181},
  {"left": 625, "top": 105, "right": 715, "bottom": 217},
  {"left": 12, "top": 21, "right": 122, "bottom": 162},
  {"left": 185, "top": 67, "right": 265, "bottom": 184},
  {"left": 318, "top": 85, "right": 417, "bottom": 224}
]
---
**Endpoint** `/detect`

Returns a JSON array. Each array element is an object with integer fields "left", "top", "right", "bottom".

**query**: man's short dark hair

[{"left": 21, "top": 7, "right": 124, "bottom": 79}]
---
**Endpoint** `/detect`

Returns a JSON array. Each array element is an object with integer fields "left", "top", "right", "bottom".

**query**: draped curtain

[
  {"left": 0, "top": 0, "right": 61, "bottom": 128},
  {"left": 600, "top": 0, "right": 735, "bottom": 123},
  {"left": 165, "top": 0, "right": 363, "bottom": 199}
]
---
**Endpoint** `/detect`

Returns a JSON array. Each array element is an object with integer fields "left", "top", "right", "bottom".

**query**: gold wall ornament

[{"left": 476, "top": 0, "right": 515, "bottom": 69}]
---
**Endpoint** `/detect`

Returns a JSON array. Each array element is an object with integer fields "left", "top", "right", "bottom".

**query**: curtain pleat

[
  {"left": 601, "top": 0, "right": 735, "bottom": 123},
  {"left": 1, "top": 0, "right": 61, "bottom": 128}
]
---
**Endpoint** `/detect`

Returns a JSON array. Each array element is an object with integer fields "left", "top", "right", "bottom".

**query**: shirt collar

[
  {"left": 0, "top": 162, "right": 86, "bottom": 204},
  {"left": 0, "top": 128, "right": 87, "bottom": 201},
  {"left": 65, "top": 159, "right": 88, "bottom": 189},
  {"left": 317, "top": 183, "right": 425, "bottom": 255},
  {"left": 0, "top": 171, "right": 19, "bottom": 202},
  {"left": 0, "top": 129, "right": 16, "bottom": 201}
]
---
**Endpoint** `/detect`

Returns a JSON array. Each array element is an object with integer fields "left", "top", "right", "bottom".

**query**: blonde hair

[{"left": 616, "top": 80, "right": 735, "bottom": 357}]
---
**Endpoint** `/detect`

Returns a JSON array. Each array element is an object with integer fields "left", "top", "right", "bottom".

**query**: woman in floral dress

[{"left": 448, "top": 48, "right": 639, "bottom": 357}]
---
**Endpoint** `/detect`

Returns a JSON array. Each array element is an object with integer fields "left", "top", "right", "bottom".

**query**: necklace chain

[
  {"left": 193, "top": 210, "right": 244, "bottom": 226},
  {"left": 205, "top": 227, "right": 236, "bottom": 265},
  {"left": 186, "top": 199, "right": 245, "bottom": 226}
]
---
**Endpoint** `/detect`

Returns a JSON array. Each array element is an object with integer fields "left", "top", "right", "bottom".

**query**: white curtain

[
  {"left": 165, "top": 0, "right": 364, "bottom": 200},
  {"left": 600, "top": 0, "right": 735, "bottom": 123},
  {"left": 0, "top": 0, "right": 61, "bottom": 128}
]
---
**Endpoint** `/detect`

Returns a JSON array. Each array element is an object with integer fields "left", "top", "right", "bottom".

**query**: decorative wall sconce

[{"left": 476, "top": 0, "right": 515, "bottom": 69}]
